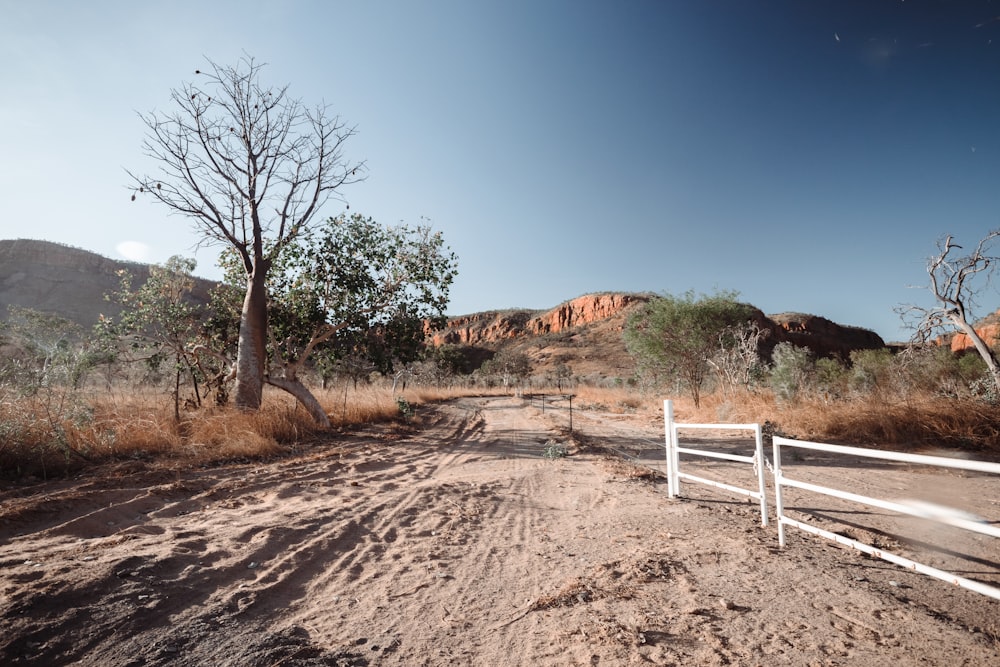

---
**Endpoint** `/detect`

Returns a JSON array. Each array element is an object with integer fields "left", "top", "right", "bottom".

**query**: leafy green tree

[
  {"left": 623, "top": 290, "right": 757, "bottom": 406},
  {"left": 814, "top": 356, "right": 848, "bottom": 400},
  {"left": 213, "top": 213, "right": 457, "bottom": 426},
  {"left": 480, "top": 349, "right": 532, "bottom": 390},
  {"left": 128, "top": 56, "right": 364, "bottom": 413},
  {"left": 97, "top": 256, "right": 225, "bottom": 419}
]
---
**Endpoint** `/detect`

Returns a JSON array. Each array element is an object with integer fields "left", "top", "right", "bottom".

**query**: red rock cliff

[
  {"left": 525, "top": 293, "right": 642, "bottom": 335},
  {"left": 430, "top": 293, "right": 645, "bottom": 346},
  {"left": 948, "top": 322, "right": 1000, "bottom": 352}
]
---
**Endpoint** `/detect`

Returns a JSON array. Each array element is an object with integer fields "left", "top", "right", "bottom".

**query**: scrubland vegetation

[
  {"left": 0, "top": 57, "right": 977, "bottom": 482},
  {"left": 0, "top": 372, "right": 490, "bottom": 478},
  {"left": 3, "top": 332, "right": 1000, "bottom": 481},
  {"left": 3, "top": 247, "right": 999, "bottom": 480}
]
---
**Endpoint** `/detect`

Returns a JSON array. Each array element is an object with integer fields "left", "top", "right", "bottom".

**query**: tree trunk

[
  {"left": 233, "top": 263, "right": 270, "bottom": 411},
  {"left": 267, "top": 376, "right": 332, "bottom": 428},
  {"left": 949, "top": 313, "right": 1000, "bottom": 391}
]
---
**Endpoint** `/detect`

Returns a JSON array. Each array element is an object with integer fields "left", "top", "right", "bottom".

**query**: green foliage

[
  {"left": 423, "top": 344, "right": 468, "bottom": 387},
  {"left": 262, "top": 213, "right": 455, "bottom": 371},
  {"left": 2, "top": 307, "right": 95, "bottom": 394},
  {"left": 210, "top": 213, "right": 458, "bottom": 423},
  {"left": 479, "top": 349, "right": 532, "bottom": 389},
  {"left": 768, "top": 342, "right": 813, "bottom": 401},
  {"left": 848, "top": 348, "right": 895, "bottom": 394},
  {"left": 98, "top": 257, "right": 224, "bottom": 415},
  {"left": 623, "top": 290, "right": 757, "bottom": 406},
  {"left": 395, "top": 396, "right": 414, "bottom": 420},
  {"left": 542, "top": 440, "right": 568, "bottom": 459},
  {"left": 0, "top": 307, "right": 99, "bottom": 472},
  {"left": 814, "top": 356, "right": 848, "bottom": 399},
  {"left": 957, "top": 351, "right": 988, "bottom": 382}
]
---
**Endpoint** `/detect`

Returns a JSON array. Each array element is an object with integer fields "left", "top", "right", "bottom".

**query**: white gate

[{"left": 663, "top": 400, "right": 768, "bottom": 526}]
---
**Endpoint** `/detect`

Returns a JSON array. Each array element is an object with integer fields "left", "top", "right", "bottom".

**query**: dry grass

[
  {"left": 570, "top": 385, "right": 647, "bottom": 414},
  {"left": 0, "top": 383, "right": 512, "bottom": 479},
  {"left": 3, "top": 381, "right": 999, "bottom": 480},
  {"left": 662, "top": 390, "right": 1000, "bottom": 455}
]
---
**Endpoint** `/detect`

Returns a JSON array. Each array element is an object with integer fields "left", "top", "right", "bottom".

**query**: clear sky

[{"left": 3, "top": 0, "right": 1000, "bottom": 342}]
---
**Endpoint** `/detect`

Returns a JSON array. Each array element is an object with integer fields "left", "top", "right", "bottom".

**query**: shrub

[{"left": 768, "top": 342, "right": 813, "bottom": 401}]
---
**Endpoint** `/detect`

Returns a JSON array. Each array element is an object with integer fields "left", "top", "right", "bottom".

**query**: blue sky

[{"left": 3, "top": 1, "right": 1000, "bottom": 342}]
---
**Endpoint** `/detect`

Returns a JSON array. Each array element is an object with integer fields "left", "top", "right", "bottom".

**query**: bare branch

[
  {"left": 899, "top": 230, "right": 1000, "bottom": 392},
  {"left": 127, "top": 55, "right": 365, "bottom": 413}
]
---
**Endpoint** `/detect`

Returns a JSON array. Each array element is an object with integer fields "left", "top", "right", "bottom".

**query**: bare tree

[
  {"left": 900, "top": 231, "right": 1000, "bottom": 392},
  {"left": 708, "top": 321, "right": 768, "bottom": 395},
  {"left": 128, "top": 56, "right": 364, "bottom": 411}
]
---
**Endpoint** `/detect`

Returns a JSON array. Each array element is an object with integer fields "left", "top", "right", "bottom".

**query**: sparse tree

[
  {"left": 553, "top": 362, "right": 573, "bottom": 391},
  {"left": 708, "top": 321, "right": 768, "bottom": 395},
  {"left": 128, "top": 56, "right": 364, "bottom": 413},
  {"left": 624, "top": 290, "right": 757, "bottom": 407},
  {"left": 899, "top": 231, "right": 1000, "bottom": 393},
  {"left": 97, "top": 257, "right": 217, "bottom": 419},
  {"left": 1, "top": 307, "right": 92, "bottom": 394},
  {"left": 425, "top": 344, "right": 465, "bottom": 387},
  {"left": 848, "top": 348, "right": 896, "bottom": 396}
]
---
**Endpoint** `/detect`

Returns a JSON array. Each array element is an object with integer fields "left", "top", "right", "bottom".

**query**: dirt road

[{"left": 1, "top": 396, "right": 998, "bottom": 665}]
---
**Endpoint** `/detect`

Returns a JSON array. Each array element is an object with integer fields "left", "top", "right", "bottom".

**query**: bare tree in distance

[
  {"left": 899, "top": 230, "right": 1000, "bottom": 392},
  {"left": 127, "top": 56, "right": 365, "bottom": 411}
]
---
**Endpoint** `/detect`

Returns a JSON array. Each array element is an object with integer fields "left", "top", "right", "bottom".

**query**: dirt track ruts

[{"left": 1, "top": 396, "right": 998, "bottom": 666}]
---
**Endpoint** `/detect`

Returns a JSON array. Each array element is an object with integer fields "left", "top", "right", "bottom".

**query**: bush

[{"left": 768, "top": 342, "right": 813, "bottom": 401}]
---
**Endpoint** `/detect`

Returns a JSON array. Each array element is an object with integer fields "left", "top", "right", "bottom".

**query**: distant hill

[
  {"left": 1, "top": 239, "right": 891, "bottom": 384},
  {"left": 430, "top": 295, "right": 888, "bottom": 384},
  {"left": 0, "top": 239, "right": 215, "bottom": 329}
]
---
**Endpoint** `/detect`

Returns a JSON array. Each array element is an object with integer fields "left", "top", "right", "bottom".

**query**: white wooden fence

[
  {"left": 662, "top": 399, "right": 1000, "bottom": 601},
  {"left": 772, "top": 436, "right": 1000, "bottom": 602},
  {"left": 663, "top": 400, "right": 768, "bottom": 526}
]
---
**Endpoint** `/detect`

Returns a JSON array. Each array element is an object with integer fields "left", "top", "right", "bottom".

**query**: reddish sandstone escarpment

[
  {"left": 430, "top": 293, "right": 646, "bottom": 346},
  {"left": 525, "top": 293, "right": 641, "bottom": 335},
  {"left": 947, "top": 321, "right": 1000, "bottom": 352}
]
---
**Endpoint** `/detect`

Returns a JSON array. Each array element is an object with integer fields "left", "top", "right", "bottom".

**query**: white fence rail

[
  {"left": 663, "top": 400, "right": 768, "bottom": 526},
  {"left": 772, "top": 436, "right": 1000, "bottom": 602}
]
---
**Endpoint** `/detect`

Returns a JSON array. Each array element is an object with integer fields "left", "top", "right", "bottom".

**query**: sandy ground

[{"left": 1, "top": 395, "right": 998, "bottom": 666}]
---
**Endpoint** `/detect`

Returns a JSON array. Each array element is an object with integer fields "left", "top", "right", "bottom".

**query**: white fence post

[
  {"left": 663, "top": 399, "right": 676, "bottom": 498},
  {"left": 661, "top": 403, "right": 767, "bottom": 525},
  {"left": 773, "top": 436, "right": 785, "bottom": 547},
  {"left": 753, "top": 423, "right": 768, "bottom": 527}
]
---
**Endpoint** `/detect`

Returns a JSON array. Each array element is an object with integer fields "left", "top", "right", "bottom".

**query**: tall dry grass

[
  {"left": 657, "top": 390, "right": 1000, "bottom": 455},
  {"left": 3, "top": 381, "right": 999, "bottom": 480},
  {"left": 553, "top": 385, "right": 1000, "bottom": 456},
  {"left": 0, "top": 382, "right": 511, "bottom": 478}
]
